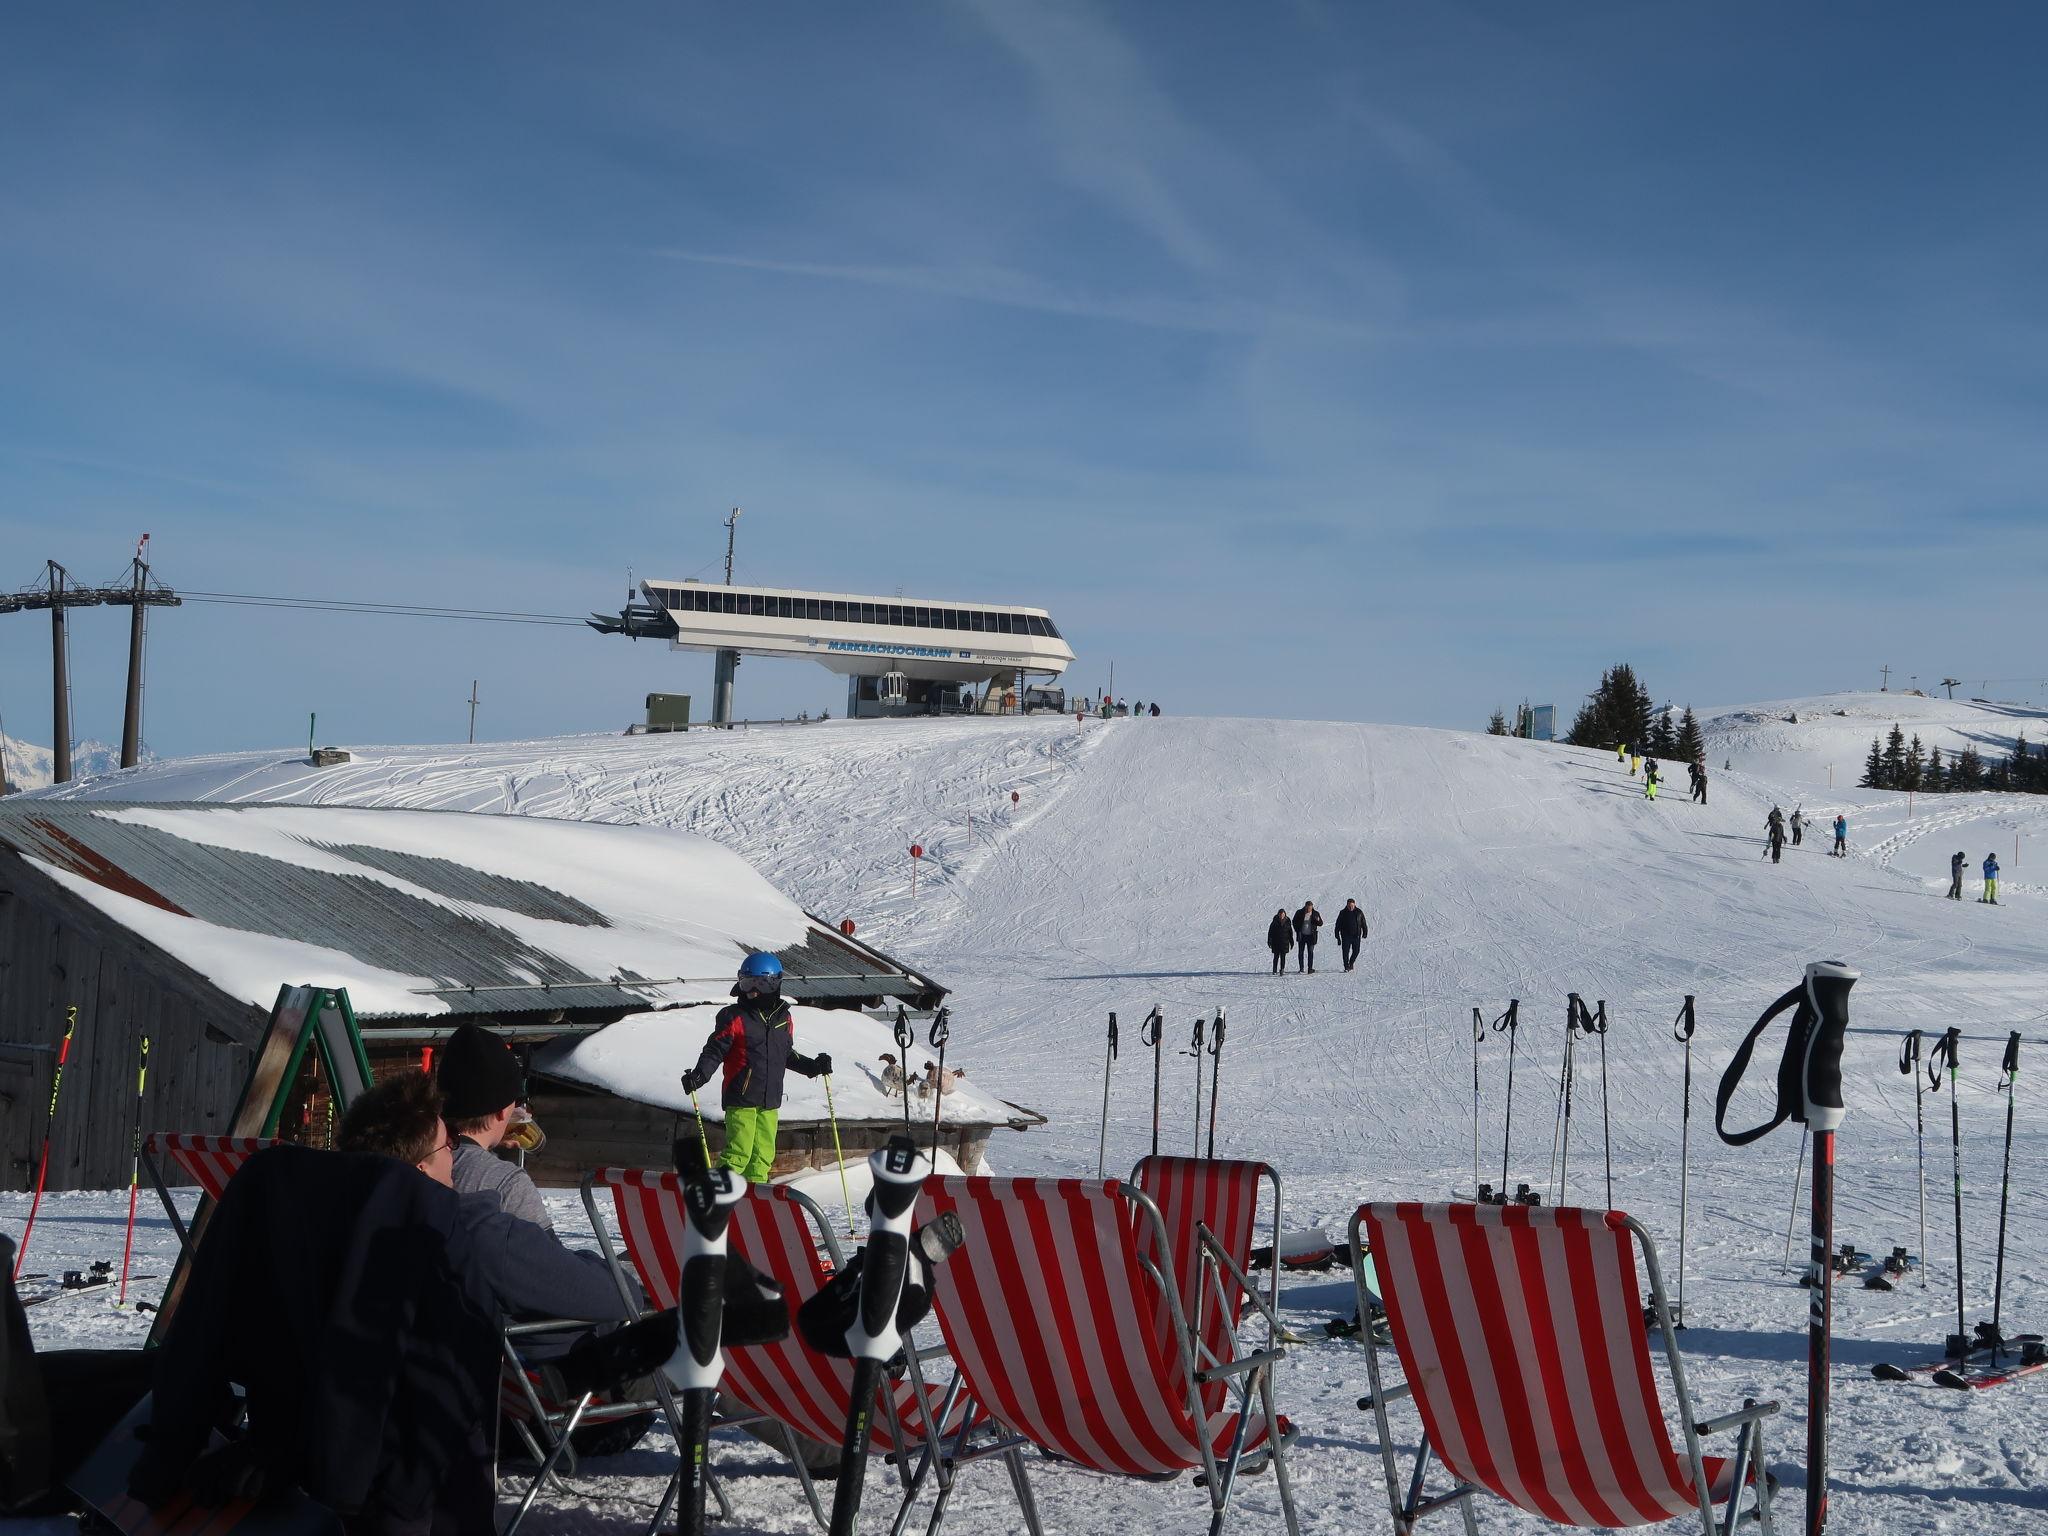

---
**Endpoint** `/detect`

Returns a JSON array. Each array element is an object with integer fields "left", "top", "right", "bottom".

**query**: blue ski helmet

[{"left": 737, "top": 952, "right": 784, "bottom": 985}]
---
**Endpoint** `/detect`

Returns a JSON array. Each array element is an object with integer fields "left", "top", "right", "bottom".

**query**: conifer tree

[
  {"left": 1881, "top": 724, "right": 1907, "bottom": 788},
  {"left": 1905, "top": 734, "right": 1925, "bottom": 791},
  {"left": 1488, "top": 708, "right": 1509, "bottom": 736},
  {"left": 1675, "top": 706, "right": 1704, "bottom": 763},
  {"left": 1860, "top": 735, "right": 1885, "bottom": 789},
  {"left": 1927, "top": 745, "right": 1945, "bottom": 790},
  {"left": 1955, "top": 742, "right": 1984, "bottom": 788}
]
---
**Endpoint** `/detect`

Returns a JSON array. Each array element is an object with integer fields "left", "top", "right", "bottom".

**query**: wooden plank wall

[{"left": 0, "top": 855, "right": 267, "bottom": 1191}]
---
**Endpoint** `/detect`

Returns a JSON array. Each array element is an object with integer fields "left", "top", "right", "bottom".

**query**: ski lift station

[{"left": 590, "top": 578, "right": 1075, "bottom": 722}]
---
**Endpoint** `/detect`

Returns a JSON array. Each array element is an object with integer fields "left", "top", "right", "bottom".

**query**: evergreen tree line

[
  {"left": 1859, "top": 724, "right": 2048, "bottom": 795},
  {"left": 1543, "top": 663, "right": 1703, "bottom": 761}
]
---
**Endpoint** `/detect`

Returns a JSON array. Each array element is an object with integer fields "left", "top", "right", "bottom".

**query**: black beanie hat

[{"left": 437, "top": 1023, "right": 525, "bottom": 1121}]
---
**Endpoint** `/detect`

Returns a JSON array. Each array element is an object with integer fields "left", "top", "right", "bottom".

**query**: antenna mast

[{"left": 724, "top": 508, "right": 740, "bottom": 585}]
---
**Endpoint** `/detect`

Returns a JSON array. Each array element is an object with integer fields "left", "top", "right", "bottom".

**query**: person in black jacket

[
  {"left": 1333, "top": 899, "right": 1368, "bottom": 970},
  {"left": 1265, "top": 910, "right": 1292, "bottom": 974},
  {"left": 1293, "top": 901, "right": 1323, "bottom": 973},
  {"left": 1949, "top": 849, "right": 1966, "bottom": 900}
]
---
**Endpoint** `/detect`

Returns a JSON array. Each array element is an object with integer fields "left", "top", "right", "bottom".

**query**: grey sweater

[
  {"left": 455, "top": 1193, "right": 631, "bottom": 1322},
  {"left": 452, "top": 1137, "right": 553, "bottom": 1232}
]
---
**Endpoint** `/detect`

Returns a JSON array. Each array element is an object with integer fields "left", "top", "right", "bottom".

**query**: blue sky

[{"left": 3, "top": 3, "right": 2044, "bottom": 755}]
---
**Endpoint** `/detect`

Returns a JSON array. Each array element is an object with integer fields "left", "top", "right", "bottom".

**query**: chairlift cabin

[{"left": 878, "top": 670, "right": 909, "bottom": 707}]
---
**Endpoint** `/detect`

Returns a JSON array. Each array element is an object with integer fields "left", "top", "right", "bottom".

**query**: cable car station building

[{"left": 591, "top": 579, "right": 1075, "bottom": 722}]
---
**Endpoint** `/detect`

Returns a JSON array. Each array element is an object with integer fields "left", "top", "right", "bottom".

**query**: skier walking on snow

[
  {"left": 1832, "top": 814, "right": 1847, "bottom": 857},
  {"left": 1266, "top": 909, "right": 1293, "bottom": 974},
  {"left": 1766, "top": 806, "right": 1786, "bottom": 863},
  {"left": 1949, "top": 850, "right": 1967, "bottom": 900},
  {"left": 679, "top": 954, "right": 833, "bottom": 1184},
  {"left": 1983, "top": 853, "right": 2000, "bottom": 904},
  {"left": 1334, "top": 898, "right": 1368, "bottom": 970},
  {"left": 1790, "top": 808, "right": 1805, "bottom": 846},
  {"left": 1293, "top": 901, "right": 1323, "bottom": 973},
  {"left": 1690, "top": 762, "right": 1707, "bottom": 804},
  {"left": 1644, "top": 758, "right": 1660, "bottom": 800}
]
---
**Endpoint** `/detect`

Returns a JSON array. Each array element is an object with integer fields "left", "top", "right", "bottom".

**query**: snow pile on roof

[
  {"left": 6, "top": 802, "right": 810, "bottom": 1017},
  {"left": 533, "top": 1003, "right": 1023, "bottom": 1126}
]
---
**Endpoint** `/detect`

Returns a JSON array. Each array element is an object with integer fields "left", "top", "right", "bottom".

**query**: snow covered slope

[
  {"left": 1702, "top": 689, "right": 2048, "bottom": 788},
  {"left": 1, "top": 736, "right": 129, "bottom": 793},
  {"left": 17, "top": 705, "right": 2048, "bottom": 1531}
]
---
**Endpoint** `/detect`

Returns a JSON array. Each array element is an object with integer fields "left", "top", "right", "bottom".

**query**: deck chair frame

[
  {"left": 922, "top": 1169, "right": 1300, "bottom": 1536},
  {"left": 1349, "top": 1203, "right": 1777, "bottom": 1536}
]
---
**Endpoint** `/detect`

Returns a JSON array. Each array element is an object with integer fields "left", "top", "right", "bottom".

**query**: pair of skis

[{"left": 1873, "top": 1326, "right": 2047, "bottom": 1390}]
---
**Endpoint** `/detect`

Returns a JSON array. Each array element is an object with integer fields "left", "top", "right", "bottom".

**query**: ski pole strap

[
  {"left": 1899, "top": 1028, "right": 1922, "bottom": 1076},
  {"left": 1491, "top": 999, "right": 1519, "bottom": 1036},
  {"left": 893, "top": 1008, "right": 913, "bottom": 1053},
  {"left": 1190, "top": 1017, "right": 1205, "bottom": 1053},
  {"left": 1209, "top": 1013, "right": 1225, "bottom": 1055},
  {"left": 1141, "top": 1007, "right": 1162, "bottom": 1046},
  {"left": 1106, "top": 1013, "right": 1118, "bottom": 1060},
  {"left": 1714, "top": 981, "right": 1806, "bottom": 1145},
  {"left": 1673, "top": 996, "right": 1695, "bottom": 1043},
  {"left": 2001, "top": 1029, "right": 2020, "bottom": 1086},
  {"left": 1590, "top": 1000, "right": 1608, "bottom": 1035},
  {"left": 929, "top": 1008, "right": 950, "bottom": 1049},
  {"left": 1473, "top": 1007, "right": 1485, "bottom": 1045},
  {"left": 1929, "top": 1027, "right": 1959, "bottom": 1091}
]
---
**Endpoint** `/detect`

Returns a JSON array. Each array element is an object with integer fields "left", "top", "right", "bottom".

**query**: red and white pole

[
  {"left": 909, "top": 843, "right": 923, "bottom": 898},
  {"left": 14, "top": 1005, "right": 77, "bottom": 1279}
]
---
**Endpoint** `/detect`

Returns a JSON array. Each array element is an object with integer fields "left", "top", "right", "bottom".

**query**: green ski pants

[{"left": 721, "top": 1105, "right": 781, "bottom": 1184}]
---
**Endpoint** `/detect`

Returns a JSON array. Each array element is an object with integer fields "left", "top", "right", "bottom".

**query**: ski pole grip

[{"left": 1800, "top": 961, "right": 1858, "bottom": 1133}]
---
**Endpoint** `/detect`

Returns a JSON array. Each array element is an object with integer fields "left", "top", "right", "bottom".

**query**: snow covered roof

[
  {"left": 533, "top": 1003, "right": 1038, "bottom": 1128},
  {"left": 0, "top": 801, "right": 943, "bottom": 1018}
]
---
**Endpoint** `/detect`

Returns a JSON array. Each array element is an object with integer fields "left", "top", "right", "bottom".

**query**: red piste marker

[
  {"left": 14, "top": 1005, "right": 78, "bottom": 1279},
  {"left": 910, "top": 844, "right": 924, "bottom": 898}
]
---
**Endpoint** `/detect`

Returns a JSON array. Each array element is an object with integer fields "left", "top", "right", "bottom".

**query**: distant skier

[
  {"left": 1832, "top": 814, "right": 1847, "bottom": 857},
  {"left": 1629, "top": 751, "right": 1640, "bottom": 778},
  {"left": 1766, "top": 806, "right": 1786, "bottom": 863},
  {"left": 679, "top": 954, "right": 832, "bottom": 1184},
  {"left": 1149, "top": 702, "right": 1161, "bottom": 717},
  {"left": 1790, "top": 808, "right": 1805, "bottom": 846},
  {"left": 1644, "top": 761, "right": 1659, "bottom": 800},
  {"left": 1690, "top": 762, "right": 1707, "bottom": 804},
  {"left": 1266, "top": 910, "right": 1293, "bottom": 975},
  {"left": 1293, "top": 901, "right": 1323, "bottom": 973},
  {"left": 1333, "top": 899, "right": 1368, "bottom": 970},
  {"left": 1949, "top": 850, "right": 1966, "bottom": 900},
  {"left": 1982, "top": 853, "right": 2000, "bottom": 905}
]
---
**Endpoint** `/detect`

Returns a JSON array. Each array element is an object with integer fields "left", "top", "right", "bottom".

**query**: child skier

[
  {"left": 1790, "top": 808, "right": 1805, "bottom": 846},
  {"left": 680, "top": 954, "right": 833, "bottom": 1184},
  {"left": 1644, "top": 761, "right": 1659, "bottom": 800},
  {"left": 1949, "top": 850, "right": 1966, "bottom": 900},
  {"left": 1832, "top": 814, "right": 1848, "bottom": 857},
  {"left": 1983, "top": 853, "right": 2000, "bottom": 905}
]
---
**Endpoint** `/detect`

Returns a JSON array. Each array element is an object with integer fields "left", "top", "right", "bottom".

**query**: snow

[
  {"left": 0, "top": 736, "right": 131, "bottom": 795},
  {"left": 535, "top": 1003, "right": 1020, "bottom": 1128},
  {"left": 15, "top": 697, "right": 2048, "bottom": 1532}
]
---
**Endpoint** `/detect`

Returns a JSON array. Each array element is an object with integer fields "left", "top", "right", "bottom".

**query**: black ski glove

[{"left": 680, "top": 1065, "right": 710, "bottom": 1095}]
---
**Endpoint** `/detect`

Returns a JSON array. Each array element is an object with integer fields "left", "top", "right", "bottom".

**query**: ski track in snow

[{"left": 16, "top": 694, "right": 2048, "bottom": 1533}]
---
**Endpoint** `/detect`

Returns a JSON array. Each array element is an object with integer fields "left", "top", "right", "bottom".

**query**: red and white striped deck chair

[
  {"left": 1352, "top": 1203, "right": 1778, "bottom": 1535},
  {"left": 921, "top": 1174, "right": 1301, "bottom": 1536},
  {"left": 583, "top": 1169, "right": 1030, "bottom": 1535},
  {"left": 140, "top": 1134, "right": 277, "bottom": 1258}
]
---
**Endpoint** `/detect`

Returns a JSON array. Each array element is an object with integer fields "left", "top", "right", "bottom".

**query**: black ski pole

[
  {"left": 1493, "top": 1000, "right": 1519, "bottom": 1193},
  {"left": 1713, "top": 959, "right": 1859, "bottom": 1536},
  {"left": 1899, "top": 1029, "right": 1926, "bottom": 1289},
  {"left": 1472, "top": 1007, "right": 1484, "bottom": 1198},
  {"left": 926, "top": 1007, "right": 951, "bottom": 1157},
  {"left": 1554, "top": 995, "right": 1585, "bottom": 1203},
  {"left": 829, "top": 1136, "right": 929, "bottom": 1536},
  {"left": 1591, "top": 999, "right": 1613, "bottom": 1209},
  {"left": 1673, "top": 995, "right": 1695, "bottom": 1326},
  {"left": 1991, "top": 1030, "right": 2019, "bottom": 1354},
  {"left": 1097, "top": 1012, "right": 1117, "bottom": 1179},
  {"left": 1141, "top": 1006, "right": 1163, "bottom": 1157},
  {"left": 1930, "top": 1026, "right": 1965, "bottom": 1362},
  {"left": 893, "top": 1006, "right": 914, "bottom": 1134},
  {"left": 669, "top": 1167, "right": 746, "bottom": 1536},
  {"left": 1205, "top": 1008, "right": 1226, "bottom": 1159},
  {"left": 1187, "top": 1016, "right": 1206, "bottom": 1158}
]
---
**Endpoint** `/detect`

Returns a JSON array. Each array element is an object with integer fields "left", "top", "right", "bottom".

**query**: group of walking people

[
  {"left": 1264, "top": 898, "right": 1368, "bottom": 973},
  {"left": 1764, "top": 805, "right": 1847, "bottom": 862},
  {"left": 1617, "top": 744, "right": 1708, "bottom": 803}
]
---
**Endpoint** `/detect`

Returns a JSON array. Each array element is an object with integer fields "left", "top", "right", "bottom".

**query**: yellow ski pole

[
  {"left": 823, "top": 1073, "right": 856, "bottom": 1236},
  {"left": 688, "top": 1091, "right": 714, "bottom": 1171}
]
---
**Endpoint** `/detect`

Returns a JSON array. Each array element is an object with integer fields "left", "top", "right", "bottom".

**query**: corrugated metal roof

[{"left": 0, "top": 801, "right": 943, "bottom": 1017}]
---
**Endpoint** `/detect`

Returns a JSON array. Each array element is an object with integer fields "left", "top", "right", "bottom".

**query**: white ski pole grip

[
  {"left": 1799, "top": 962, "right": 1857, "bottom": 1134},
  {"left": 665, "top": 1166, "right": 746, "bottom": 1391},
  {"left": 851, "top": 1136, "right": 929, "bottom": 1362}
]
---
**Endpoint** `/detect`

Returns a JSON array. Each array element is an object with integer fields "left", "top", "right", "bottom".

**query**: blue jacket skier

[{"left": 1983, "top": 854, "right": 2000, "bottom": 905}]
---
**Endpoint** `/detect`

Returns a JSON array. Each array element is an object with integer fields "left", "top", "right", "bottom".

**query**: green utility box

[{"left": 646, "top": 693, "right": 692, "bottom": 731}]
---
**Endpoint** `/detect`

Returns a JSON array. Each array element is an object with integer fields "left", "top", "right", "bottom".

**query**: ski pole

[
  {"left": 1781, "top": 1127, "right": 1807, "bottom": 1274},
  {"left": 1205, "top": 1008, "right": 1226, "bottom": 1159},
  {"left": 118, "top": 1034, "right": 150, "bottom": 1306},
  {"left": 1673, "top": 996, "right": 1695, "bottom": 1326},
  {"left": 1554, "top": 996, "right": 1584, "bottom": 1204},
  {"left": 13, "top": 1005, "right": 76, "bottom": 1280},
  {"left": 1991, "top": 1031, "right": 2019, "bottom": 1354},
  {"left": 1141, "top": 1006, "right": 1163, "bottom": 1157},
  {"left": 668, "top": 1167, "right": 747, "bottom": 1536},
  {"left": 1187, "top": 1017, "right": 1206, "bottom": 1158},
  {"left": 687, "top": 1091, "right": 714, "bottom": 1172},
  {"left": 1591, "top": 999, "right": 1613, "bottom": 1209},
  {"left": 1472, "top": 1007, "right": 1484, "bottom": 1198},
  {"left": 893, "top": 1006, "right": 915, "bottom": 1134},
  {"left": 927, "top": 1007, "right": 951, "bottom": 1156},
  {"left": 1097, "top": 1012, "right": 1118, "bottom": 1179},
  {"left": 828, "top": 1137, "right": 929, "bottom": 1536},
  {"left": 821, "top": 1076, "right": 857, "bottom": 1238},
  {"left": 1493, "top": 1000, "right": 1519, "bottom": 1192},
  {"left": 1930, "top": 1026, "right": 1965, "bottom": 1362},
  {"left": 1900, "top": 1029, "right": 1926, "bottom": 1289}
]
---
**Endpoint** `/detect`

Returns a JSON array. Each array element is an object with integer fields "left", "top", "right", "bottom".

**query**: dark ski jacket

[
  {"left": 1266, "top": 914, "right": 1293, "bottom": 953},
  {"left": 1293, "top": 906, "right": 1322, "bottom": 944},
  {"left": 1333, "top": 906, "right": 1367, "bottom": 943},
  {"left": 688, "top": 997, "right": 827, "bottom": 1110},
  {"left": 1952, "top": 853, "right": 1967, "bottom": 877}
]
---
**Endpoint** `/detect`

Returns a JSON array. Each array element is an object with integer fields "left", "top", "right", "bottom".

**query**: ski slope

[{"left": 15, "top": 695, "right": 2048, "bottom": 1532}]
